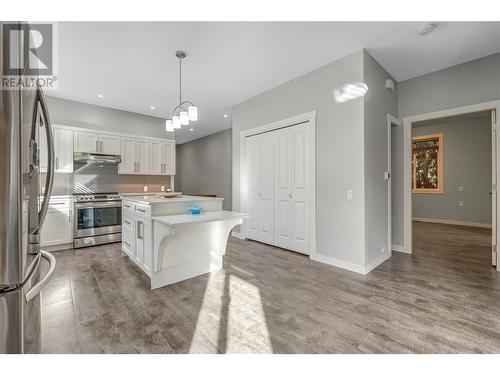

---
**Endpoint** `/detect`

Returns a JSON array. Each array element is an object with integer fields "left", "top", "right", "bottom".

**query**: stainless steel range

[{"left": 73, "top": 192, "right": 122, "bottom": 248}]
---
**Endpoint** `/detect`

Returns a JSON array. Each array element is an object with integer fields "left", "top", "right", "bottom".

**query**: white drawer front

[{"left": 134, "top": 204, "right": 151, "bottom": 218}]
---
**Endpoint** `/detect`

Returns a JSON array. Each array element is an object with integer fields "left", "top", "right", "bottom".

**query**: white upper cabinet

[
  {"left": 40, "top": 127, "right": 74, "bottom": 173},
  {"left": 118, "top": 137, "right": 152, "bottom": 175},
  {"left": 74, "top": 131, "right": 99, "bottom": 153},
  {"left": 40, "top": 125, "right": 175, "bottom": 176},
  {"left": 163, "top": 141, "right": 176, "bottom": 175},
  {"left": 74, "top": 131, "right": 120, "bottom": 155},
  {"left": 99, "top": 134, "right": 121, "bottom": 155},
  {"left": 150, "top": 140, "right": 176, "bottom": 175},
  {"left": 136, "top": 138, "right": 150, "bottom": 174},
  {"left": 149, "top": 140, "right": 163, "bottom": 175},
  {"left": 119, "top": 136, "right": 137, "bottom": 174},
  {"left": 56, "top": 128, "right": 74, "bottom": 173}
]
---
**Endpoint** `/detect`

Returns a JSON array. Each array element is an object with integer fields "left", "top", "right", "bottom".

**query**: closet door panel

[
  {"left": 274, "top": 128, "right": 292, "bottom": 248},
  {"left": 258, "top": 133, "right": 275, "bottom": 244},
  {"left": 291, "top": 124, "right": 309, "bottom": 254},
  {"left": 245, "top": 137, "right": 260, "bottom": 240}
]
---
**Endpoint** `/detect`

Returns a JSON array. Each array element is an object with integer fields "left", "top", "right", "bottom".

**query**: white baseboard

[
  {"left": 42, "top": 243, "right": 73, "bottom": 252},
  {"left": 311, "top": 251, "right": 391, "bottom": 275},
  {"left": 364, "top": 251, "right": 391, "bottom": 274},
  {"left": 392, "top": 244, "right": 410, "bottom": 254},
  {"left": 413, "top": 217, "right": 492, "bottom": 229},
  {"left": 310, "top": 254, "right": 366, "bottom": 274},
  {"left": 231, "top": 230, "right": 246, "bottom": 240}
]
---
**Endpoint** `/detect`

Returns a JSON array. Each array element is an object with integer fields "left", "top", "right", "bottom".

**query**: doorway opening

[{"left": 403, "top": 101, "right": 500, "bottom": 271}]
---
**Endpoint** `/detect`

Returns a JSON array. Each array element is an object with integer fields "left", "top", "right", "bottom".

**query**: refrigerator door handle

[
  {"left": 25, "top": 250, "right": 56, "bottom": 303},
  {"left": 36, "top": 83, "right": 55, "bottom": 230}
]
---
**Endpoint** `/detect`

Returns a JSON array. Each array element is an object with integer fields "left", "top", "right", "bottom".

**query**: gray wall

[
  {"left": 412, "top": 114, "right": 492, "bottom": 225},
  {"left": 363, "top": 51, "right": 398, "bottom": 265},
  {"left": 47, "top": 96, "right": 173, "bottom": 140},
  {"left": 232, "top": 50, "right": 366, "bottom": 266},
  {"left": 393, "top": 53, "right": 500, "bottom": 246},
  {"left": 176, "top": 129, "right": 232, "bottom": 210}
]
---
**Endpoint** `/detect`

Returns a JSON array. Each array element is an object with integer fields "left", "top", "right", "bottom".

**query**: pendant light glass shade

[
  {"left": 188, "top": 105, "right": 198, "bottom": 121},
  {"left": 165, "top": 119, "right": 174, "bottom": 132},
  {"left": 172, "top": 115, "right": 181, "bottom": 129},
  {"left": 180, "top": 111, "right": 189, "bottom": 125}
]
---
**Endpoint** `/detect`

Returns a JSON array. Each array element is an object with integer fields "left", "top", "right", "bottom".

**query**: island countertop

[{"left": 121, "top": 194, "right": 224, "bottom": 205}]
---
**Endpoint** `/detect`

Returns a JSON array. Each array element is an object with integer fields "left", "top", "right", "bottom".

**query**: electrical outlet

[
  {"left": 346, "top": 190, "right": 353, "bottom": 200},
  {"left": 459, "top": 201, "right": 464, "bottom": 207},
  {"left": 143, "top": 186, "right": 148, "bottom": 192},
  {"left": 160, "top": 185, "right": 165, "bottom": 192}
]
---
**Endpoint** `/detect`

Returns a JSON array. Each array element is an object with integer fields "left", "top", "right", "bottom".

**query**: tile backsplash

[{"left": 42, "top": 163, "right": 172, "bottom": 195}]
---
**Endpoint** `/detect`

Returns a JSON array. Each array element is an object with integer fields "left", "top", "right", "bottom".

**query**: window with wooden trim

[{"left": 412, "top": 133, "right": 443, "bottom": 194}]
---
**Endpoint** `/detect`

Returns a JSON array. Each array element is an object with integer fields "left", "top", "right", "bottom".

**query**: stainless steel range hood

[{"left": 73, "top": 152, "right": 121, "bottom": 165}]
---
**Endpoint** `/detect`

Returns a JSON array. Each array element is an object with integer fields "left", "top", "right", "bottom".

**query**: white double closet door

[{"left": 246, "top": 122, "right": 309, "bottom": 254}]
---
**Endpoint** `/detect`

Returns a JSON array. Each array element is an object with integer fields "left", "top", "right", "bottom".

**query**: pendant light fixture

[{"left": 165, "top": 50, "right": 198, "bottom": 132}]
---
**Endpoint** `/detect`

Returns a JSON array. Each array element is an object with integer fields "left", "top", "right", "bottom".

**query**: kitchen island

[{"left": 121, "top": 195, "right": 246, "bottom": 289}]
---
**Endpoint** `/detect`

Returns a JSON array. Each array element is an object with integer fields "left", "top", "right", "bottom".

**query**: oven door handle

[{"left": 75, "top": 202, "right": 122, "bottom": 209}]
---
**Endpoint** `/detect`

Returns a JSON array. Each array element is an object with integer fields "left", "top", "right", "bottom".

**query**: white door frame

[
  {"left": 403, "top": 100, "right": 500, "bottom": 271},
  {"left": 239, "top": 110, "right": 317, "bottom": 258},
  {"left": 387, "top": 114, "right": 401, "bottom": 257}
]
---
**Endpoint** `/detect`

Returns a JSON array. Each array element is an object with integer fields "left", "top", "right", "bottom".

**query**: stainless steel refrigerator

[{"left": 0, "top": 21, "right": 56, "bottom": 354}]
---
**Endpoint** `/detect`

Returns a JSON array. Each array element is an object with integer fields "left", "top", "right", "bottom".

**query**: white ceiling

[{"left": 47, "top": 22, "right": 500, "bottom": 144}]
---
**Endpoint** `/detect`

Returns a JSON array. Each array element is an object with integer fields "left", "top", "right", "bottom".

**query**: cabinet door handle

[
  {"left": 96, "top": 139, "right": 99, "bottom": 152},
  {"left": 55, "top": 156, "right": 59, "bottom": 170},
  {"left": 137, "top": 208, "right": 146, "bottom": 213},
  {"left": 68, "top": 209, "right": 72, "bottom": 222},
  {"left": 124, "top": 219, "right": 131, "bottom": 225},
  {"left": 124, "top": 204, "right": 131, "bottom": 208},
  {"left": 100, "top": 140, "right": 103, "bottom": 152},
  {"left": 137, "top": 221, "right": 144, "bottom": 239}
]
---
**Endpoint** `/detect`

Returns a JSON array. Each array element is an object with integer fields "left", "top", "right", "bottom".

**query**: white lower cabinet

[
  {"left": 122, "top": 203, "right": 152, "bottom": 275},
  {"left": 40, "top": 197, "right": 73, "bottom": 248},
  {"left": 245, "top": 122, "right": 310, "bottom": 255}
]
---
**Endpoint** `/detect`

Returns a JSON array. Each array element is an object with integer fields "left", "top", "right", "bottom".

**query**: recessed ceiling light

[
  {"left": 223, "top": 114, "right": 228, "bottom": 118},
  {"left": 97, "top": 94, "right": 105, "bottom": 98},
  {"left": 417, "top": 23, "right": 436, "bottom": 36},
  {"left": 189, "top": 128, "right": 194, "bottom": 131},
  {"left": 149, "top": 105, "right": 156, "bottom": 110}
]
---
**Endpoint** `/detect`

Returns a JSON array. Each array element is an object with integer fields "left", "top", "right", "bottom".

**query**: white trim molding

[
  {"left": 310, "top": 254, "right": 365, "bottom": 274},
  {"left": 239, "top": 110, "right": 317, "bottom": 258},
  {"left": 364, "top": 251, "right": 392, "bottom": 274},
  {"left": 392, "top": 244, "right": 410, "bottom": 254},
  {"left": 413, "top": 217, "right": 492, "bottom": 229},
  {"left": 403, "top": 99, "right": 500, "bottom": 270},
  {"left": 311, "top": 251, "right": 391, "bottom": 275}
]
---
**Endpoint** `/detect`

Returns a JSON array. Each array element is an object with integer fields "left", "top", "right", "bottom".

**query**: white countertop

[
  {"left": 153, "top": 210, "right": 247, "bottom": 226},
  {"left": 122, "top": 194, "right": 224, "bottom": 205}
]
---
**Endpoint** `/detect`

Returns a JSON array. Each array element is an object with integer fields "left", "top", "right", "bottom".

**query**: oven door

[{"left": 74, "top": 201, "right": 122, "bottom": 238}]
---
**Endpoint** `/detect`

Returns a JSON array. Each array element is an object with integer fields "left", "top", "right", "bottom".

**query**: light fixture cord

[{"left": 179, "top": 56, "right": 182, "bottom": 105}]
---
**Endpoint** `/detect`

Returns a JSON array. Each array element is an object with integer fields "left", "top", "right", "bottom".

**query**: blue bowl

[{"left": 187, "top": 206, "right": 202, "bottom": 215}]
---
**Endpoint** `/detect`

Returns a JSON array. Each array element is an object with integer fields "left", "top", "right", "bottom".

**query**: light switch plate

[
  {"left": 459, "top": 201, "right": 464, "bottom": 207},
  {"left": 143, "top": 186, "right": 148, "bottom": 192},
  {"left": 346, "top": 190, "right": 353, "bottom": 200},
  {"left": 459, "top": 185, "right": 464, "bottom": 192},
  {"left": 161, "top": 185, "right": 165, "bottom": 192}
]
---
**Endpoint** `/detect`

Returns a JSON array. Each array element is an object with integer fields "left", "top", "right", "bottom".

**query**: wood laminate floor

[{"left": 40, "top": 222, "right": 500, "bottom": 353}]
